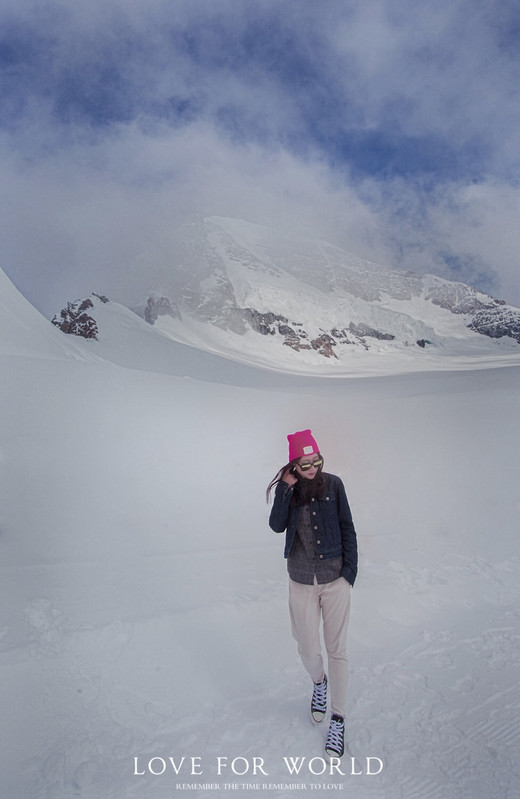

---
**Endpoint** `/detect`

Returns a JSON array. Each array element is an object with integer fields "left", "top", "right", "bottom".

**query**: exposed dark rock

[
  {"left": 468, "top": 308, "right": 520, "bottom": 343},
  {"left": 331, "top": 328, "right": 356, "bottom": 345},
  {"left": 416, "top": 339, "right": 432, "bottom": 348},
  {"left": 311, "top": 334, "right": 338, "bottom": 358},
  {"left": 278, "top": 324, "right": 295, "bottom": 337},
  {"left": 244, "top": 309, "right": 288, "bottom": 335},
  {"left": 282, "top": 333, "right": 312, "bottom": 351},
  {"left": 51, "top": 297, "right": 99, "bottom": 340},
  {"left": 425, "top": 279, "right": 520, "bottom": 344},
  {"left": 144, "top": 296, "right": 181, "bottom": 325},
  {"left": 349, "top": 322, "right": 395, "bottom": 341}
]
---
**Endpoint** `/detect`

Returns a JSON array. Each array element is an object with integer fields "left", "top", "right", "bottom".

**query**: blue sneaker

[
  {"left": 325, "top": 713, "right": 345, "bottom": 758},
  {"left": 311, "top": 674, "right": 327, "bottom": 723}
]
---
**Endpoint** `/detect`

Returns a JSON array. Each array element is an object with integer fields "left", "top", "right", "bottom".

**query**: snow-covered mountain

[{"left": 51, "top": 217, "right": 520, "bottom": 375}]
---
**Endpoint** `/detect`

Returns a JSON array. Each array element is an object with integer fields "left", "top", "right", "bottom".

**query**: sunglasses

[{"left": 297, "top": 458, "right": 323, "bottom": 471}]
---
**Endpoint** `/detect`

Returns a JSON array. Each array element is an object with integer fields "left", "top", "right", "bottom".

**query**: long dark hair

[{"left": 266, "top": 455, "right": 325, "bottom": 504}]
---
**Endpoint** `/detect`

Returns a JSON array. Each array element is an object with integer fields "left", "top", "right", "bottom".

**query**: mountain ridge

[{"left": 46, "top": 216, "right": 520, "bottom": 374}]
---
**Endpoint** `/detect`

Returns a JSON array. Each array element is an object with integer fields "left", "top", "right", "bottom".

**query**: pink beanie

[{"left": 287, "top": 429, "right": 320, "bottom": 461}]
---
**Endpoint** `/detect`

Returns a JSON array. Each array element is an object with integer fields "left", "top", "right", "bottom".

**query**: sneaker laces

[
  {"left": 326, "top": 715, "right": 344, "bottom": 756},
  {"left": 311, "top": 676, "right": 327, "bottom": 713}
]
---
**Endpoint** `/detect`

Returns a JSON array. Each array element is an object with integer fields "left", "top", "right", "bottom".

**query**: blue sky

[{"left": 1, "top": 0, "right": 520, "bottom": 313}]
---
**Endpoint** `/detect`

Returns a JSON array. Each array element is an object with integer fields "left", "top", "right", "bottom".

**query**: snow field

[{"left": 2, "top": 345, "right": 520, "bottom": 798}]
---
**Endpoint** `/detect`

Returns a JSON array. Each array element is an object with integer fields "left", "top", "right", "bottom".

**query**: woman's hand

[{"left": 282, "top": 467, "right": 298, "bottom": 486}]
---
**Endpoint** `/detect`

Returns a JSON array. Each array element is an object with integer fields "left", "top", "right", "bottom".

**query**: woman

[{"left": 267, "top": 429, "right": 357, "bottom": 758}]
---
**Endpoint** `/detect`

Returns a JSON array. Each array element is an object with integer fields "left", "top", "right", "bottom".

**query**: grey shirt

[{"left": 287, "top": 502, "right": 343, "bottom": 585}]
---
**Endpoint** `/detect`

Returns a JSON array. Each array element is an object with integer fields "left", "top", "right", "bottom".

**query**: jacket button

[
  {"left": 311, "top": 498, "right": 315, "bottom": 502},
  {"left": 317, "top": 539, "right": 321, "bottom": 544},
  {"left": 312, "top": 511, "right": 316, "bottom": 516},
  {"left": 319, "top": 554, "right": 324, "bottom": 559},
  {"left": 313, "top": 525, "right": 318, "bottom": 530},
  {"left": 325, "top": 496, "right": 329, "bottom": 501}
]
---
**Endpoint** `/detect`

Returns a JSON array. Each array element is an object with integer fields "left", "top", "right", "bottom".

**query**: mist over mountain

[{"left": 51, "top": 217, "right": 520, "bottom": 375}]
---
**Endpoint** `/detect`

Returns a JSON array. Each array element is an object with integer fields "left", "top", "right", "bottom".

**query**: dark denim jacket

[{"left": 269, "top": 472, "right": 358, "bottom": 586}]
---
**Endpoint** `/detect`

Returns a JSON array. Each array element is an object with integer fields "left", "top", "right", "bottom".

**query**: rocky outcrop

[
  {"left": 426, "top": 278, "right": 520, "bottom": 344},
  {"left": 52, "top": 297, "right": 100, "bottom": 340},
  {"left": 468, "top": 307, "right": 520, "bottom": 343},
  {"left": 243, "top": 309, "right": 312, "bottom": 351},
  {"left": 348, "top": 322, "right": 395, "bottom": 341},
  {"left": 311, "top": 334, "right": 337, "bottom": 358},
  {"left": 279, "top": 324, "right": 312, "bottom": 352},
  {"left": 243, "top": 309, "right": 286, "bottom": 335},
  {"left": 242, "top": 310, "right": 397, "bottom": 357},
  {"left": 144, "top": 296, "right": 181, "bottom": 325}
]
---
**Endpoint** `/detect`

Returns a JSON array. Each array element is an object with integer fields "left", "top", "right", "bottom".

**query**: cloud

[
  {"left": 1, "top": 119, "right": 384, "bottom": 314},
  {"left": 1, "top": 0, "right": 519, "bottom": 313}
]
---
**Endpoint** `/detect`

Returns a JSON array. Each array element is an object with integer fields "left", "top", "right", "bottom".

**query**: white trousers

[{"left": 288, "top": 576, "right": 351, "bottom": 718}]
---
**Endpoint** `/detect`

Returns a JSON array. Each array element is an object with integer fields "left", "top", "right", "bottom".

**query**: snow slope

[
  {"left": 2, "top": 269, "right": 520, "bottom": 799},
  {"left": 0, "top": 267, "right": 96, "bottom": 363},
  {"left": 51, "top": 291, "right": 520, "bottom": 381}
]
